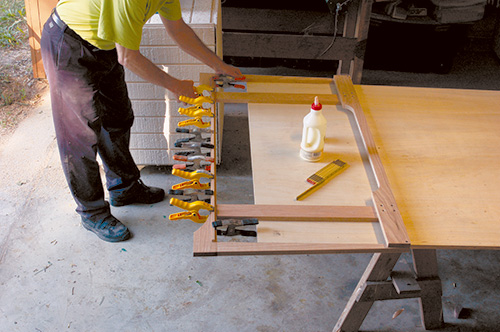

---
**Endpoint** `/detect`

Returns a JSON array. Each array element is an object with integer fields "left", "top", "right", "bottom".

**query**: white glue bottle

[{"left": 300, "top": 96, "right": 327, "bottom": 162}]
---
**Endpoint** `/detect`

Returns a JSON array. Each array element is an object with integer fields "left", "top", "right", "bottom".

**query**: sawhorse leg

[{"left": 334, "top": 249, "right": 443, "bottom": 332}]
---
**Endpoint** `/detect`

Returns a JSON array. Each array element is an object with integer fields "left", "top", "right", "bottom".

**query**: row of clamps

[{"left": 169, "top": 83, "right": 216, "bottom": 223}]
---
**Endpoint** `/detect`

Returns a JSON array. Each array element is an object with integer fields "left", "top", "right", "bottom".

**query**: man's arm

[
  {"left": 161, "top": 16, "right": 242, "bottom": 78},
  {"left": 115, "top": 43, "right": 197, "bottom": 98}
]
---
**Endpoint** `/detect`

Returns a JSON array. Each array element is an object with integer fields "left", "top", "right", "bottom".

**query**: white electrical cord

[{"left": 319, "top": 0, "right": 354, "bottom": 57}]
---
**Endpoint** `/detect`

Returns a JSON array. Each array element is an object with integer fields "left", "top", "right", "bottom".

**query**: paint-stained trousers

[{"left": 40, "top": 10, "right": 140, "bottom": 219}]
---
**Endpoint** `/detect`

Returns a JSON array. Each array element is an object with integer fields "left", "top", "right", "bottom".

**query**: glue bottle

[{"left": 300, "top": 96, "right": 327, "bottom": 162}]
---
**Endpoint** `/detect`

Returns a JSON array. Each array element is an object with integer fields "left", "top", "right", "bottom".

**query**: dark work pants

[{"left": 40, "top": 11, "right": 140, "bottom": 219}]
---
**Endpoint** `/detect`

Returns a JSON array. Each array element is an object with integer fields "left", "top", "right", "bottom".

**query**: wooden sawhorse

[{"left": 335, "top": 249, "right": 443, "bottom": 331}]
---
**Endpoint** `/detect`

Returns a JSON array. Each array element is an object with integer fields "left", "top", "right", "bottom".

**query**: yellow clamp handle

[
  {"left": 179, "top": 95, "right": 214, "bottom": 107},
  {"left": 169, "top": 211, "right": 208, "bottom": 224},
  {"left": 171, "top": 180, "right": 210, "bottom": 190},
  {"left": 195, "top": 84, "right": 214, "bottom": 96},
  {"left": 178, "top": 106, "right": 214, "bottom": 118},
  {"left": 170, "top": 197, "right": 214, "bottom": 213},
  {"left": 172, "top": 168, "right": 214, "bottom": 181},
  {"left": 177, "top": 117, "right": 211, "bottom": 129}
]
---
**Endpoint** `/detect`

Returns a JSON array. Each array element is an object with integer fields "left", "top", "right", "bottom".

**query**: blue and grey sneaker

[
  {"left": 110, "top": 179, "right": 165, "bottom": 207},
  {"left": 81, "top": 214, "right": 130, "bottom": 242}
]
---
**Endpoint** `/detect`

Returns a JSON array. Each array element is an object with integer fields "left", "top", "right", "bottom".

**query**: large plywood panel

[{"left": 357, "top": 85, "right": 500, "bottom": 249}]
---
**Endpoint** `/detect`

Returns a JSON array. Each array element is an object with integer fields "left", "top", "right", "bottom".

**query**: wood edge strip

[
  {"left": 192, "top": 72, "right": 218, "bottom": 257},
  {"left": 333, "top": 75, "right": 410, "bottom": 247},
  {"left": 244, "top": 74, "right": 334, "bottom": 85},
  {"left": 216, "top": 204, "right": 377, "bottom": 222},
  {"left": 214, "top": 92, "right": 339, "bottom": 105},
  {"left": 193, "top": 218, "right": 217, "bottom": 256},
  {"left": 211, "top": 242, "right": 408, "bottom": 256}
]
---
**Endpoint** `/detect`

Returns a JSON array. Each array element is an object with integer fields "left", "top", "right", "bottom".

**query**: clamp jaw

[
  {"left": 212, "top": 75, "right": 246, "bottom": 90},
  {"left": 212, "top": 218, "right": 259, "bottom": 237}
]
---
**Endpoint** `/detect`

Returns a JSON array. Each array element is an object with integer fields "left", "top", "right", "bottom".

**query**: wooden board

[{"left": 357, "top": 85, "right": 500, "bottom": 249}]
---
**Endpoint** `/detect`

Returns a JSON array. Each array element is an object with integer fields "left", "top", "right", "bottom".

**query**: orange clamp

[
  {"left": 179, "top": 95, "right": 213, "bottom": 107},
  {"left": 171, "top": 180, "right": 210, "bottom": 191},
  {"left": 170, "top": 197, "right": 214, "bottom": 213},
  {"left": 177, "top": 117, "right": 211, "bottom": 129},
  {"left": 178, "top": 106, "right": 214, "bottom": 118},
  {"left": 195, "top": 84, "right": 214, "bottom": 96},
  {"left": 172, "top": 168, "right": 213, "bottom": 181},
  {"left": 169, "top": 211, "right": 208, "bottom": 224}
]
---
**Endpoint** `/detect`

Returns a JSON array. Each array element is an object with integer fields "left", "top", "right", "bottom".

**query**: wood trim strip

[
  {"left": 334, "top": 75, "right": 410, "bottom": 248},
  {"left": 193, "top": 218, "right": 217, "bottom": 255},
  {"left": 194, "top": 242, "right": 406, "bottom": 256},
  {"left": 243, "top": 75, "right": 334, "bottom": 85},
  {"left": 214, "top": 91, "right": 339, "bottom": 105},
  {"left": 192, "top": 72, "right": 218, "bottom": 256},
  {"left": 216, "top": 204, "right": 378, "bottom": 222}
]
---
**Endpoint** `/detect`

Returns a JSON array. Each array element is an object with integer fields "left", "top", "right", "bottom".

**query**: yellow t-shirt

[{"left": 56, "top": 0, "right": 182, "bottom": 50}]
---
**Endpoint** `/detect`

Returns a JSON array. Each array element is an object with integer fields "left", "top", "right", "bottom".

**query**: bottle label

[{"left": 300, "top": 148, "right": 322, "bottom": 161}]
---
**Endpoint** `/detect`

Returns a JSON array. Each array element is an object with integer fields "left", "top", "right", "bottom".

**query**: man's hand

[
  {"left": 172, "top": 79, "right": 197, "bottom": 99},
  {"left": 215, "top": 63, "right": 243, "bottom": 79}
]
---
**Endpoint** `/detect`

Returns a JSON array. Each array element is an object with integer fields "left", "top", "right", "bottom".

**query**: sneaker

[
  {"left": 110, "top": 179, "right": 165, "bottom": 207},
  {"left": 81, "top": 214, "right": 130, "bottom": 242}
]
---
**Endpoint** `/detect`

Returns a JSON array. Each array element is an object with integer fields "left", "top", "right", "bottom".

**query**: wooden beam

[
  {"left": 222, "top": 32, "right": 358, "bottom": 61},
  {"left": 222, "top": 7, "right": 344, "bottom": 35},
  {"left": 216, "top": 204, "right": 377, "bottom": 222},
  {"left": 412, "top": 249, "right": 444, "bottom": 329},
  {"left": 334, "top": 75, "right": 410, "bottom": 248}
]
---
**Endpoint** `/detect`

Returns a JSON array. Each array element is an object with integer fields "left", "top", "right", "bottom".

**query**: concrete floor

[{"left": 1, "top": 44, "right": 500, "bottom": 331}]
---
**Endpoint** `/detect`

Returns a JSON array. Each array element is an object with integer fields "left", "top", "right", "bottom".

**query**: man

[{"left": 40, "top": 0, "right": 242, "bottom": 242}]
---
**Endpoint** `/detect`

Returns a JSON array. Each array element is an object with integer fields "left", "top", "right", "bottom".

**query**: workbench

[{"left": 192, "top": 74, "right": 500, "bottom": 330}]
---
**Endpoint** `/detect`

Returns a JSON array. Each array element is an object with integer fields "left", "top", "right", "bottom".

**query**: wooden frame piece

[{"left": 193, "top": 73, "right": 410, "bottom": 256}]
